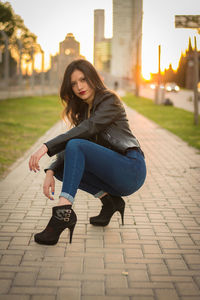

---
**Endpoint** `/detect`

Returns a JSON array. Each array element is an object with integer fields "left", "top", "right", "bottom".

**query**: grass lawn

[
  {"left": 122, "top": 93, "right": 200, "bottom": 151},
  {"left": 0, "top": 95, "right": 62, "bottom": 178}
]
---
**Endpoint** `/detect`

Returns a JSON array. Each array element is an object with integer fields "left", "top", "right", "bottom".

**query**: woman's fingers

[
  {"left": 43, "top": 175, "right": 55, "bottom": 200},
  {"left": 51, "top": 184, "right": 55, "bottom": 196},
  {"left": 29, "top": 145, "right": 48, "bottom": 172},
  {"left": 43, "top": 186, "right": 54, "bottom": 200},
  {"left": 43, "top": 184, "right": 50, "bottom": 198},
  {"left": 50, "top": 178, "right": 55, "bottom": 200},
  {"left": 29, "top": 156, "right": 35, "bottom": 172},
  {"left": 29, "top": 154, "right": 40, "bottom": 172}
]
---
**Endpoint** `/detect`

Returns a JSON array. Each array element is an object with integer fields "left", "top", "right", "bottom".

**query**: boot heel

[
  {"left": 118, "top": 206, "right": 125, "bottom": 225},
  {"left": 69, "top": 223, "right": 76, "bottom": 243}
]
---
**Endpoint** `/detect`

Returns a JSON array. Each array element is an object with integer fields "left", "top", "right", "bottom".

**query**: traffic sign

[{"left": 175, "top": 15, "right": 200, "bottom": 28}]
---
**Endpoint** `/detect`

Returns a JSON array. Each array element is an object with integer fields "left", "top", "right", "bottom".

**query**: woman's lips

[{"left": 79, "top": 91, "right": 86, "bottom": 95}]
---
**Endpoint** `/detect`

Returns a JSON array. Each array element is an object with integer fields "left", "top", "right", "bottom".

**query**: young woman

[{"left": 29, "top": 59, "right": 146, "bottom": 245}]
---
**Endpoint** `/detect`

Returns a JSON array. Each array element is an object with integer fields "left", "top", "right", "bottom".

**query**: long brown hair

[{"left": 60, "top": 59, "right": 107, "bottom": 126}]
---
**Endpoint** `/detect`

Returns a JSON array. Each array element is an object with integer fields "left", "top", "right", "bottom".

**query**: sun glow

[
  {"left": 21, "top": 52, "right": 51, "bottom": 75},
  {"left": 141, "top": 0, "right": 200, "bottom": 82},
  {"left": 141, "top": 69, "right": 152, "bottom": 81}
]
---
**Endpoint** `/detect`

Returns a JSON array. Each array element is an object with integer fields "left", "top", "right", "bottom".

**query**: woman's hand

[
  {"left": 29, "top": 144, "right": 48, "bottom": 172},
  {"left": 43, "top": 170, "right": 55, "bottom": 200}
]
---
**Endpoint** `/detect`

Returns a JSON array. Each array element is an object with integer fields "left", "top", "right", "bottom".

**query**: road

[{"left": 139, "top": 85, "right": 200, "bottom": 113}]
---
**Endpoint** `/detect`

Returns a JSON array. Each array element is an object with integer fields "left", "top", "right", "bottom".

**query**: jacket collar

[{"left": 91, "top": 90, "right": 112, "bottom": 111}]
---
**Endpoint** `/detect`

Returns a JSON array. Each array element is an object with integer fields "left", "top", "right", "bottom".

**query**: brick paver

[{"left": 0, "top": 104, "right": 200, "bottom": 300}]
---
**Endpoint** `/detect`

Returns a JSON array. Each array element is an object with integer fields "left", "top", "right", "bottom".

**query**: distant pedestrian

[
  {"left": 114, "top": 81, "right": 119, "bottom": 90},
  {"left": 29, "top": 59, "right": 146, "bottom": 245}
]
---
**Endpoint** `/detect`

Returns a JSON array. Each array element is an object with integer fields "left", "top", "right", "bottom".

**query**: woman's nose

[{"left": 77, "top": 81, "right": 83, "bottom": 90}]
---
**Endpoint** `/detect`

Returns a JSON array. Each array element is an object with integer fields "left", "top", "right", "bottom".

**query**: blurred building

[
  {"left": 50, "top": 33, "right": 84, "bottom": 83},
  {"left": 94, "top": 9, "right": 105, "bottom": 46},
  {"left": 93, "top": 9, "right": 111, "bottom": 73},
  {"left": 111, "top": 0, "right": 143, "bottom": 81},
  {"left": 95, "top": 39, "right": 112, "bottom": 73}
]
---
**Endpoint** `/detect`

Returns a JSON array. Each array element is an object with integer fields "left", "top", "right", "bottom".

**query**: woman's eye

[
  {"left": 81, "top": 78, "right": 86, "bottom": 82},
  {"left": 71, "top": 82, "right": 76, "bottom": 87}
]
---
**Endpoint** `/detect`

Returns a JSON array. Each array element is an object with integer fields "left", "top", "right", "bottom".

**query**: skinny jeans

[{"left": 55, "top": 139, "right": 146, "bottom": 203}]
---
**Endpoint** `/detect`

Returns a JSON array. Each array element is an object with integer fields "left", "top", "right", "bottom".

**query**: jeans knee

[{"left": 65, "top": 139, "right": 86, "bottom": 151}]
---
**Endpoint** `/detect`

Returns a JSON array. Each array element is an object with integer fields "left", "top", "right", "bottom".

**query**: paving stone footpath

[{"left": 0, "top": 104, "right": 200, "bottom": 300}]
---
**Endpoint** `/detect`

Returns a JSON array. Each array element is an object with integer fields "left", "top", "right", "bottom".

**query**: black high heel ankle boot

[
  {"left": 90, "top": 194, "right": 125, "bottom": 226},
  {"left": 34, "top": 205, "right": 77, "bottom": 245}
]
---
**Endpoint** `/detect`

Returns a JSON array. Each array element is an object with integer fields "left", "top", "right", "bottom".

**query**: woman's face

[{"left": 71, "top": 69, "right": 95, "bottom": 106}]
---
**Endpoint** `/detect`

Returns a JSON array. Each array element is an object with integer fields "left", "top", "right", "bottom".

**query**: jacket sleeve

[
  {"left": 44, "top": 95, "right": 121, "bottom": 157},
  {"left": 44, "top": 151, "right": 65, "bottom": 173}
]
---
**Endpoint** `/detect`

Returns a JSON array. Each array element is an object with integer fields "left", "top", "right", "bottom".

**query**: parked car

[
  {"left": 165, "top": 82, "right": 180, "bottom": 92},
  {"left": 150, "top": 83, "right": 164, "bottom": 90}
]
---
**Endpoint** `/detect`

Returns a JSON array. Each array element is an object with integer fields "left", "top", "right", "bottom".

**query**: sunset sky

[{"left": 3, "top": 0, "right": 200, "bottom": 79}]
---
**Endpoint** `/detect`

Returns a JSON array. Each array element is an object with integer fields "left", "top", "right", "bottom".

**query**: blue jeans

[{"left": 55, "top": 139, "right": 146, "bottom": 203}]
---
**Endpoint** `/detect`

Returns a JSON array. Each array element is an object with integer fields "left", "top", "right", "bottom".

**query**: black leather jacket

[{"left": 44, "top": 90, "right": 142, "bottom": 173}]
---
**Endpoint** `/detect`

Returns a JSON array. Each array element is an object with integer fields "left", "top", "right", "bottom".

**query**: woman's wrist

[
  {"left": 42, "top": 144, "right": 48, "bottom": 153},
  {"left": 46, "top": 170, "right": 54, "bottom": 176}
]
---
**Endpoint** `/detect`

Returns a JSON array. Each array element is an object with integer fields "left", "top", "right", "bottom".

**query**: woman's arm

[
  {"left": 28, "top": 95, "right": 122, "bottom": 171},
  {"left": 45, "top": 95, "right": 122, "bottom": 157}
]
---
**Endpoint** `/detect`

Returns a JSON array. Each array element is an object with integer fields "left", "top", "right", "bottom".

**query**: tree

[
  {"left": 0, "top": 2, "right": 39, "bottom": 68},
  {"left": 0, "top": 1, "right": 15, "bottom": 38},
  {"left": 175, "top": 52, "right": 187, "bottom": 88}
]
